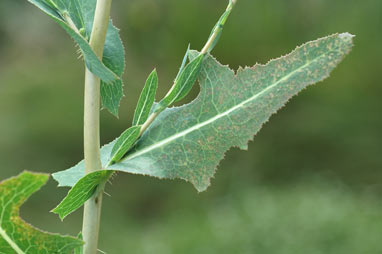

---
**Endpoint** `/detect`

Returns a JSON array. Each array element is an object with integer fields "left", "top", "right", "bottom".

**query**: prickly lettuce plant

[{"left": 0, "top": 0, "right": 353, "bottom": 253}]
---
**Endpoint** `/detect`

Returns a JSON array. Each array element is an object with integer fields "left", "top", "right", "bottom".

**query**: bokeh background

[{"left": 0, "top": 0, "right": 381, "bottom": 253}]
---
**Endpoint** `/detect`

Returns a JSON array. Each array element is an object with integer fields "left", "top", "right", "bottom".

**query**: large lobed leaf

[
  {"left": 52, "top": 33, "right": 353, "bottom": 218},
  {"left": 0, "top": 172, "right": 82, "bottom": 253},
  {"left": 27, "top": 0, "right": 125, "bottom": 116}
]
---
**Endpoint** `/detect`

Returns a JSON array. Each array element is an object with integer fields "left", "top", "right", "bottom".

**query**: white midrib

[
  {"left": 0, "top": 226, "right": 24, "bottom": 254},
  {"left": 124, "top": 51, "right": 329, "bottom": 162},
  {"left": 135, "top": 78, "right": 153, "bottom": 125}
]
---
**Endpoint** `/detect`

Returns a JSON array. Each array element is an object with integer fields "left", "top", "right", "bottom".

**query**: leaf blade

[
  {"left": 133, "top": 70, "right": 158, "bottom": 126},
  {"left": 101, "top": 79, "right": 123, "bottom": 117},
  {"left": 52, "top": 171, "right": 113, "bottom": 220},
  {"left": 110, "top": 126, "right": 141, "bottom": 164},
  {"left": 100, "top": 20, "right": 126, "bottom": 115}
]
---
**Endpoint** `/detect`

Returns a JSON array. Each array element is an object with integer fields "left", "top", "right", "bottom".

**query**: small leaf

[
  {"left": 53, "top": 33, "right": 354, "bottom": 192},
  {"left": 133, "top": 70, "right": 158, "bottom": 126},
  {"left": 110, "top": 126, "right": 141, "bottom": 164},
  {"left": 0, "top": 171, "right": 83, "bottom": 253},
  {"left": 159, "top": 54, "right": 204, "bottom": 108},
  {"left": 52, "top": 171, "right": 113, "bottom": 220}
]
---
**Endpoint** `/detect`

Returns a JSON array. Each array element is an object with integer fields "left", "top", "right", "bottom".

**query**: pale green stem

[
  {"left": 139, "top": 111, "right": 160, "bottom": 136},
  {"left": 82, "top": 0, "right": 112, "bottom": 254},
  {"left": 201, "top": 0, "right": 236, "bottom": 54}
]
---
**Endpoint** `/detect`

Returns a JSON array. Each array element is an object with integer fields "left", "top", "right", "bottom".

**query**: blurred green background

[{"left": 0, "top": 0, "right": 381, "bottom": 253}]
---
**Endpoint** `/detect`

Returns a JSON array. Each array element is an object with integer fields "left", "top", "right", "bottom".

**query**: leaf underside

[
  {"left": 0, "top": 172, "right": 82, "bottom": 253},
  {"left": 28, "top": 0, "right": 125, "bottom": 116},
  {"left": 53, "top": 33, "right": 354, "bottom": 195}
]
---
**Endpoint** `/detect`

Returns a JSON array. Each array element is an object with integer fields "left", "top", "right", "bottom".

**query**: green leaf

[
  {"left": 110, "top": 126, "right": 141, "bottom": 164},
  {"left": 27, "top": 0, "right": 125, "bottom": 116},
  {"left": 159, "top": 54, "right": 204, "bottom": 108},
  {"left": 53, "top": 33, "right": 353, "bottom": 195},
  {"left": 133, "top": 70, "right": 158, "bottom": 126},
  {"left": 101, "top": 79, "right": 124, "bottom": 117},
  {"left": 175, "top": 44, "right": 191, "bottom": 81},
  {"left": 52, "top": 170, "right": 113, "bottom": 220},
  {"left": 100, "top": 19, "right": 126, "bottom": 116},
  {"left": 0, "top": 171, "right": 83, "bottom": 253}
]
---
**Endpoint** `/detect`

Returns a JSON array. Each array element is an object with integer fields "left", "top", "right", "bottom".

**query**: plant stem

[
  {"left": 82, "top": 0, "right": 112, "bottom": 254},
  {"left": 201, "top": 0, "right": 236, "bottom": 54},
  {"left": 139, "top": 0, "right": 237, "bottom": 137}
]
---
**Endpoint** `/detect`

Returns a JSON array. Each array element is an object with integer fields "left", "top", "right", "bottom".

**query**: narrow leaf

[
  {"left": 53, "top": 33, "right": 354, "bottom": 194},
  {"left": 0, "top": 172, "right": 83, "bottom": 253},
  {"left": 160, "top": 54, "right": 204, "bottom": 108},
  {"left": 110, "top": 126, "right": 141, "bottom": 164},
  {"left": 52, "top": 171, "right": 113, "bottom": 220},
  {"left": 133, "top": 70, "right": 158, "bottom": 126}
]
